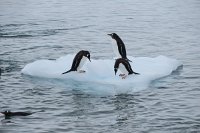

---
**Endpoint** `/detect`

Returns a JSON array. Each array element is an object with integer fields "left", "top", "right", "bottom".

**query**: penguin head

[
  {"left": 1, "top": 110, "right": 11, "bottom": 115},
  {"left": 107, "top": 33, "right": 118, "bottom": 40},
  {"left": 83, "top": 51, "right": 91, "bottom": 62}
]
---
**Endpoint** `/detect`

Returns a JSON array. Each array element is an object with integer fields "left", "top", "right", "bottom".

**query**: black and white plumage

[
  {"left": 62, "top": 50, "right": 91, "bottom": 74},
  {"left": 1, "top": 110, "right": 33, "bottom": 119},
  {"left": 114, "top": 58, "right": 139, "bottom": 79},
  {"left": 108, "top": 33, "right": 132, "bottom": 62}
]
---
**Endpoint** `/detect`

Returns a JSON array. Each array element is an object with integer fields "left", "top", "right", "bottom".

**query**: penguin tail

[
  {"left": 126, "top": 58, "right": 132, "bottom": 62},
  {"left": 62, "top": 70, "right": 71, "bottom": 74},
  {"left": 133, "top": 71, "right": 140, "bottom": 75}
]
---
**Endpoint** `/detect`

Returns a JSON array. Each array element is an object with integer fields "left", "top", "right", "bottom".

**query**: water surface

[{"left": 0, "top": 0, "right": 200, "bottom": 132}]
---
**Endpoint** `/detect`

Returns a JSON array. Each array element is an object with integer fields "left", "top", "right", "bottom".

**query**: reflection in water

[{"left": 112, "top": 94, "right": 136, "bottom": 129}]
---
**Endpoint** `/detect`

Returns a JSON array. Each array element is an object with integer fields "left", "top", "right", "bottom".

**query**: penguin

[
  {"left": 108, "top": 33, "right": 132, "bottom": 62},
  {"left": 1, "top": 110, "right": 33, "bottom": 119},
  {"left": 114, "top": 58, "right": 139, "bottom": 79},
  {"left": 62, "top": 50, "right": 91, "bottom": 74}
]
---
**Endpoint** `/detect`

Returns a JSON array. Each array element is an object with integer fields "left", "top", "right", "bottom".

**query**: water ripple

[
  {"left": 1, "top": 0, "right": 200, "bottom": 132},
  {"left": 0, "top": 25, "right": 95, "bottom": 38}
]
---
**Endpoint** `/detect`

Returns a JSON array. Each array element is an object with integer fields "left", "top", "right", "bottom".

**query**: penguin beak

[
  {"left": 88, "top": 56, "right": 91, "bottom": 62},
  {"left": 107, "top": 34, "right": 112, "bottom": 37}
]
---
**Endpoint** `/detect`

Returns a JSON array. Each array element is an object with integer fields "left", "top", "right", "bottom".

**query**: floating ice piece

[{"left": 21, "top": 54, "right": 182, "bottom": 91}]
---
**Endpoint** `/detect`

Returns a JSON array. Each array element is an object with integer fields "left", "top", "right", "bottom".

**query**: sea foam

[{"left": 21, "top": 54, "right": 181, "bottom": 93}]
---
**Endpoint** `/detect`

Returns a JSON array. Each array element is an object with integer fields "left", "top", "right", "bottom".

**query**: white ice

[{"left": 21, "top": 54, "right": 182, "bottom": 93}]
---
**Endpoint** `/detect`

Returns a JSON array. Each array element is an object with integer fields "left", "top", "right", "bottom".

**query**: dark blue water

[{"left": 0, "top": 0, "right": 200, "bottom": 132}]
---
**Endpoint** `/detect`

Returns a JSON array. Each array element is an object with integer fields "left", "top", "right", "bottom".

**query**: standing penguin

[
  {"left": 114, "top": 58, "right": 139, "bottom": 79},
  {"left": 62, "top": 50, "right": 91, "bottom": 74},
  {"left": 108, "top": 33, "right": 132, "bottom": 62}
]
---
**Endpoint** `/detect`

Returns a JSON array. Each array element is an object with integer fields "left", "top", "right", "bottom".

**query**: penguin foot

[
  {"left": 122, "top": 75, "right": 127, "bottom": 79},
  {"left": 78, "top": 70, "right": 86, "bottom": 73},
  {"left": 119, "top": 74, "right": 125, "bottom": 77}
]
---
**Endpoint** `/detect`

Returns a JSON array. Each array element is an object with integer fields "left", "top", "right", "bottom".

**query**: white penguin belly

[
  {"left": 111, "top": 39, "right": 121, "bottom": 58},
  {"left": 119, "top": 63, "right": 129, "bottom": 75},
  {"left": 77, "top": 56, "right": 87, "bottom": 71}
]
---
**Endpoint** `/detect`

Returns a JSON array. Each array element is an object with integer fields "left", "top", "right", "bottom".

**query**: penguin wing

[
  {"left": 63, "top": 52, "right": 83, "bottom": 74},
  {"left": 71, "top": 56, "right": 81, "bottom": 71},
  {"left": 117, "top": 43, "right": 127, "bottom": 58},
  {"left": 124, "top": 61, "right": 139, "bottom": 75},
  {"left": 124, "top": 61, "right": 134, "bottom": 74}
]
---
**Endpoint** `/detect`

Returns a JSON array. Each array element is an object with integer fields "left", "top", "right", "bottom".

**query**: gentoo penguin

[
  {"left": 1, "top": 110, "right": 33, "bottom": 119},
  {"left": 62, "top": 50, "right": 91, "bottom": 74},
  {"left": 114, "top": 58, "right": 139, "bottom": 79},
  {"left": 108, "top": 33, "right": 132, "bottom": 62}
]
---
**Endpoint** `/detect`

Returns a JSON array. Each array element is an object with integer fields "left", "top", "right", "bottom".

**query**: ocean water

[{"left": 0, "top": 0, "right": 200, "bottom": 132}]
